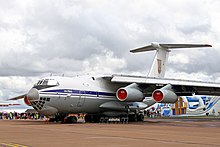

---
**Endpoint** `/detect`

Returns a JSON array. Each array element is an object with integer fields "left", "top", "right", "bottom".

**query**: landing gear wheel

[
  {"left": 92, "top": 115, "right": 101, "bottom": 123},
  {"left": 50, "top": 113, "right": 67, "bottom": 123},
  {"left": 65, "top": 116, "right": 77, "bottom": 124},
  {"left": 49, "top": 118, "right": 56, "bottom": 122},
  {"left": 128, "top": 114, "right": 138, "bottom": 122},
  {"left": 85, "top": 114, "right": 92, "bottom": 123},
  {"left": 137, "top": 114, "right": 144, "bottom": 122},
  {"left": 84, "top": 114, "right": 101, "bottom": 123}
]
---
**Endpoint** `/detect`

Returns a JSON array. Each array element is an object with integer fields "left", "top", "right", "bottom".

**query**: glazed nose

[{"left": 27, "top": 88, "right": 39, "bottom": 101}]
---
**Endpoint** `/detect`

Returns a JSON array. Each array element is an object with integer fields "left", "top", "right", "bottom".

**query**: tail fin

[{"left": 130, "top": 42, "right": 212, "bottom": 78}]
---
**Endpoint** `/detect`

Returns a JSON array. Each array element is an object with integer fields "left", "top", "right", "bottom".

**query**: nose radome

[{"left": 27, "top": 88, "right": 39, "bottom": 101}]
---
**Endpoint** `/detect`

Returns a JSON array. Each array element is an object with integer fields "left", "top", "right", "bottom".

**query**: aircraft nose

[{"left": 27, "top": 88, "right": 39, "bottom": 101}]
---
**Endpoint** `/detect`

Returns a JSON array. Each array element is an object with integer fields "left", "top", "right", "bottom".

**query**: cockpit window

[
  {"left": 39, "top": 80, "right": 43, "bottom": 85},
  {"left": 42, "top": 79, "right": 48, "bottom": 85},
  {"left": 34, "top": 79, "right": 59, "bottom": 89},
  {"left": 37, "top": 81, "right": 41, "bottom": 85},
  {"left": 35, "top": 79, "right": 59, "bottom": 86},
  {"left": 47, "top": 79, "right": 59, "bottom": 86}
]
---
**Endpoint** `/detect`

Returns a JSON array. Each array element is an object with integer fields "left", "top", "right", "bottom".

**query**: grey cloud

[
  {"left": 178, "top": 23, "right": 211, "bottom": 35},
  {"left": 1, "top": 0, "right": 220, "bottom": 101},
  {"left": 0, "top": 0, "right": 216, "bottom": 77},
  {"left": 167, "top": 49, "right": 220, "bottom": 77}
]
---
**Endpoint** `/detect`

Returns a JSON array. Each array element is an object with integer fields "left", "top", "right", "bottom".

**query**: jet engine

[
  {"left": 116, "top": 83, "right": 144, "bottom": 102},
  {"left": 152, "top": 84, "right": 178, "bottom": 103}
]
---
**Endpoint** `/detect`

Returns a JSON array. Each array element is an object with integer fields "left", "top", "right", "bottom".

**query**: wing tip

[
  {"left": 130, "top": 50, "right": 135, "bottom": 53},
  {"left": 206, "top": 44, "right": 212, "bottom": 47}
]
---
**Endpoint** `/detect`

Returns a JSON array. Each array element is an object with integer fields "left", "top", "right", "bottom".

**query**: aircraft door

[{"left": 77, "top": 91, "right": 86, "bottom": 107}]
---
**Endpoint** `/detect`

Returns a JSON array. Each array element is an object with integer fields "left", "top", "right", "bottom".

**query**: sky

[{"left": 0, "top": 0, "right": 220, "bottom": 107}]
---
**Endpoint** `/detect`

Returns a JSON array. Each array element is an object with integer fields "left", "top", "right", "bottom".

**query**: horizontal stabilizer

[{"left": 130, "top": 42, "right": 212, "bottom": 53}]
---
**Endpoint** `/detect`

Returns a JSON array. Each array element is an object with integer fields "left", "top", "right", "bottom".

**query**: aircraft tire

[
  {"left": 92, "top": 115, "right": 101, "bottom": 123},
  {"left": 137, "top": 114, "right": 144, "bottom": 122},
  {"left": 65, "top": 116, "right": 77, "bottom": 124},
  {"left": 85, "top": 114, "right": 101, "bottom": 123},
  {"left": 49, "top": 118, "right": 56, "bottom": 122},
  {"left": 128, "top": 114, "right": 138, "bottom": 122},
  {"left": 85, "top": 114, "right": 92, "bottom": 123}
]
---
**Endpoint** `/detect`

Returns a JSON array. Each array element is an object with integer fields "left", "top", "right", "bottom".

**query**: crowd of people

[
  {"left": 0, "top": 107, "right": 164, "bottom": 121},
  {"left": 145, "top": 107, "right": 161, "bottom": 118},
  {"left": 0, "top": 111, "right": 45, "bottom": 120}
]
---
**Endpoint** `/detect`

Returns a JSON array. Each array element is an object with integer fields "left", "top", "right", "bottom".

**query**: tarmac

[{"left": 0, "top": 118, "right": 220, "bottom": 147}]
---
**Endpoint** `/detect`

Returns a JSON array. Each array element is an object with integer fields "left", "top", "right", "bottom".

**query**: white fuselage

[{"left": 29, "top": 75, "right": 127, "bottom": 116}]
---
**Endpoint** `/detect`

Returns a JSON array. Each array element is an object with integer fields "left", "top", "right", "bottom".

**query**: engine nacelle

[
  {"left": 152, "top": 84, "right": 178, "bottom": 103},
  {"left": 116, "top": 83, "right": 144, "bottom": 102}
]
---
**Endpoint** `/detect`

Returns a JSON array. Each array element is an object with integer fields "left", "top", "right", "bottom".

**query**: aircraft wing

[
  {"left": 8, "top": 94, "right": 27, "bottom": 100},
  {"left": 110, "top": 74, "right": 220, "bottom": 96}
]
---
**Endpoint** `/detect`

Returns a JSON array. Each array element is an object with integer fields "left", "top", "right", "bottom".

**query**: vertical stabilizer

[
  {"left": 130, "top": 42, "right": 212, "bottom": 78},
  {"left": 148, "top": 46, "right": 169, "bottom": 78}
]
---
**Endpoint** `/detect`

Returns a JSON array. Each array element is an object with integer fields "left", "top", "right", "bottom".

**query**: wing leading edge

[
  {"left": 8, "top": 94, "right": 27, "bottom": 100},
  {"left": 110, "top": 74, "right": 220, "bottom": 96}
]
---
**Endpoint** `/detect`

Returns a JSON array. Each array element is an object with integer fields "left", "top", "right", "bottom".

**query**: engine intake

[{"left": 116, "top": 83, "right": 144, "bottom": 102}]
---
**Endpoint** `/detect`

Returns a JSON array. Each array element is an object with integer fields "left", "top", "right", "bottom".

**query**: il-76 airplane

[{"left": 9, "top": 42, "right": 220, "bottom": 123}]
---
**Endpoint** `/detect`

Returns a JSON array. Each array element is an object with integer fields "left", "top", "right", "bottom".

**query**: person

[
  {"left": 146, "top": 110, "right": 150, "bottom": 117},
  {"left": 23, "top": 113, "right": 27, "bottom": 119},
  {"left": 9, "top": 112, "right": 13, "bottom": 120},
  {"left": 212, "top": 109, "right": 215, "bottom": 116},
  {"left": 5, "top": 112, "right": 8, "bottom": 119},
  {"left": 151, "top": 107, "right": 155, "bottom": 118},
  {"left": 156, "top": 109, "right": 160, "bottom": 117},
  {"left": 36, "top": 113, "right": 39, "bottom": 120},
  {"left": 14, "top": 112, "right": 17, "bottom": 119}
]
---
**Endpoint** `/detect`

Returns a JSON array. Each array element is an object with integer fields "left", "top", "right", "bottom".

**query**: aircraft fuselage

[{"left": 28, "top": 75, "right": 127, "bottom": 116}]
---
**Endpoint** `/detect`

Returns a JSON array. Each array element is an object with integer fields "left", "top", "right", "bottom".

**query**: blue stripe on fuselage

[{"left": 40, "top": 89, "right": 116, "bottom": 97}]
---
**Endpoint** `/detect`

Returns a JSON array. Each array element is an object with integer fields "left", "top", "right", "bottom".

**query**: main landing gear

[
  {"left": 128, "top": 113, "right": 144, "bottom": 122},
  {"left": 84, "top": 114, "right": 100, "bottom": 123},
  {"left": 84, "top": 113, "right": 144, "bottom": 123},
  {"left": 49, "top": 113, "right": 78, "bottom": 124}
]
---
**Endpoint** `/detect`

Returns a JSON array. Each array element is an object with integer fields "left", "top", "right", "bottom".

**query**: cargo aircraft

[{"left": 9, "top": 42, "right": 220, "bottom": 123}]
